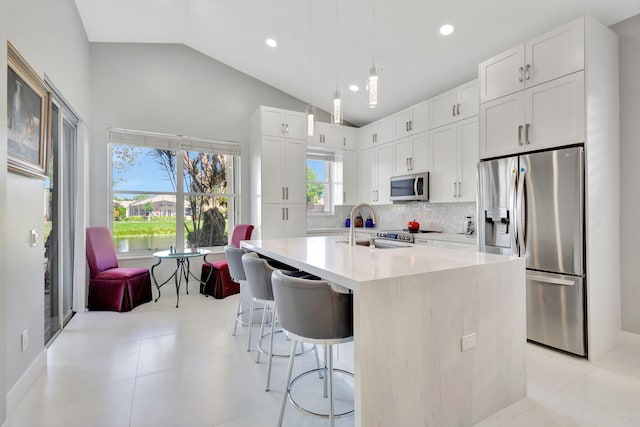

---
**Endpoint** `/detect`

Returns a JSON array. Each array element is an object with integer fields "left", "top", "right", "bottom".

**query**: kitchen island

[{"left": 241, "top": 236, "right": 526, "bottom": 427}]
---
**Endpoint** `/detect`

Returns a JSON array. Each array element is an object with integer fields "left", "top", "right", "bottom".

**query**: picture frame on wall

[{"left": 7, "top": 41, "right": 50, "bottom": 179}]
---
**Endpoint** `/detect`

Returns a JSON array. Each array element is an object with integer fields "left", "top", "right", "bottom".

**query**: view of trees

[
  {"left": 151, "top": 149, "right": 229, "bottom": 247},
  {"left": 112, "top": 144, "right": 230, "bottom": 250}
]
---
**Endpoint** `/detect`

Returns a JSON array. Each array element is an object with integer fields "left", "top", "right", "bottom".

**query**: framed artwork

[{"left": 7, "top": 41, "right": 50, "bottom": 179}]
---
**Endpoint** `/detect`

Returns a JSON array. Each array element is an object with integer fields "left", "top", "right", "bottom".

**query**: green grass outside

[{"left": 113, "top": 219, "right": 177, "bottom": 237}]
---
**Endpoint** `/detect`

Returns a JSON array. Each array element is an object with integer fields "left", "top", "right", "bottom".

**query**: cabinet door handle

[
  {"left": 452, "top": 104, "right": 456, "bottom": 117},
  {"left": 285, "top": 123, "right": 289, "bottom": 135},
  {"left": 457, "top": 181, "right": 462, "bottom": 198},
  {"left": 286, "top": 207, "right": 289, "bottom": 220},
  {"left": 525, "top": 123, "right": 530, "bottom": 144},
  {"left": 456, "top": 104, "right": 460, "bottom": 116},
  {"left": 344, "top": 191, "right": 346, "bottom": 203},
  {"left": 453, "top": 182, "right": 458, "bottom": 198},
  {"left": 343, "top": 137, "right": 346, "bottom": 146},
  {"left": 518, "top": 125, "right": 523, "bottom": 146},
  {"left": 285, "top": 187, "right": 289, "bottom": 200},
  {"left": 411, "top": 157, "right": 414, "bottom": 170},
  {"left": 282, "top": 187, "right": 285, "bottom": 200},
  {"left": 518, "top": 67, "right": 524, "bottom": 83},
  {"left": 525, "top": 64, "right": 531, "bottom": 81},
  {"left": 282, "top": 207, "right": 285, "bottom": 221}
]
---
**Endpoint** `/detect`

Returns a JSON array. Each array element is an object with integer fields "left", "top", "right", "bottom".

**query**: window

[
  {"left": 109, "top": 129, "right": 240, "bottom": 253},
  {"left": 307, "top": 151, "right": 335, "bottom": 213}
]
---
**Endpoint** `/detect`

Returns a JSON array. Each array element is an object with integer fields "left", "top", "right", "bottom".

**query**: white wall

[
  {"left": 3, "top": 0, "right": 90, "bottom": 414},
  {"left": 612, "top": 15, "right": 640, "bottom": 334},
  {"left": 88, "top": 42, "right": 329, "bottom": 228},
  {"left": 0, "top": 0, "right": 9, "bottom": 422}
]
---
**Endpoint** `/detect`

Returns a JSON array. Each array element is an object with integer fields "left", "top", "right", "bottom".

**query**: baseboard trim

[{"left": 6, "top": 349, "right": 47, "bottom": 419}]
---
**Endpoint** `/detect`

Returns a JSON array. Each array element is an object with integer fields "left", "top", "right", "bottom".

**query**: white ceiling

[{"left": 74, "top": 0, "right": 640, "bottom": 127}]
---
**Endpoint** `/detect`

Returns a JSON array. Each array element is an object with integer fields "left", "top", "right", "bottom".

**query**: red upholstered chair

[
  {"left": 200, "top": 224, "right": 254, "bottom": 299},
  {"left": 86, "top": 227, "right": 153, "bottom": 312}
]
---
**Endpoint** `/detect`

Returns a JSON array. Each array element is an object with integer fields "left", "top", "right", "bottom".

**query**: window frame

[
  {"left": 307, "top": 150, "right": 335, "bottom": 215},
  {"left": 108, "top": 129, "right": 240, "bottom": 255}
]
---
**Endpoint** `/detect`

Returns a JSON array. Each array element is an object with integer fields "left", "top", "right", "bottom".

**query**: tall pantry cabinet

[
  {"left": 477, "top": 16, "right": 620, "bottom": 360},
  {"left": 250, "top": 106, "right": 307, "bottom": 239}
]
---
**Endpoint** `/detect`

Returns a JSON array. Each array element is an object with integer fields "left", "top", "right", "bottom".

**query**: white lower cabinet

[
  {"left": 480, "top": 71, "right": 584, "bottom": 159},
  {"left": 430, "top": 117, "right": 479, "bottom": 203},
  {"left": 261, "top": 204, "right": 306, "bottom": 238},
  {"left": 414, "top": 238, "right": 476, "bottom": 252}
]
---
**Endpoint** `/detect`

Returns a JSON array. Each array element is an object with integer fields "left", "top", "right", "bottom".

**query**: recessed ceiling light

[
  {"left": 439, "top": 24, "right": 454, "bottom": 36},
  {"left": 349, "top": 84, "right": 359, "bottom": 92},
  {"left": 265, "top": 38, "right": 277, "bottom": 48}
]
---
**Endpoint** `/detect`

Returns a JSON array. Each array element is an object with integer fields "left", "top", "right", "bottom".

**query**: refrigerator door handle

[
  {"left": 510, "top": 167, "right": 519, "bottom": 256},
  {"left": 527, "top": 274, "right": 575, "bottom": 286},
  {"left": 517, "top": 168, "right": 527, "bottom": 255}
]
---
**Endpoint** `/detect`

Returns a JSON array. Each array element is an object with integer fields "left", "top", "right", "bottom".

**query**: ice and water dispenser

[{"left": 483, "top": 207, "right": 511, "bottom": 252}]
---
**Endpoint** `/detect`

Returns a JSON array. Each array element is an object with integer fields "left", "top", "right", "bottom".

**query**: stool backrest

[
  {"left": 272, "top": 270, "right": 353, "bottom": 340},
  {"left": 242, "top": 252, "right": 278, "bottom": 301},
  {"left": 230, "top": 224, "right": 254, "bottom": 248},
  {"left": 225, "top": 245, "right": 247, "bottom": 282},
  {"left": 86, "top": 227, "right": 119, "bottom": 278}
]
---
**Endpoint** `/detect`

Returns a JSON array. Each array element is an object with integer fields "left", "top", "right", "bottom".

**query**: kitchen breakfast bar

[{"left": 241, "top": 236, "right": 526, "bottom": 427}]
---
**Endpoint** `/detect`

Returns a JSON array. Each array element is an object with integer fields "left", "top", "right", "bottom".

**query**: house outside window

[{"left": 109, "top": 129, "right": 240, "bottom": 253}]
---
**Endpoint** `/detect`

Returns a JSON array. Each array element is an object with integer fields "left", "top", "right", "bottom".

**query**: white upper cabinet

[
  {"left": 480, "top": 71, "right": 584, "bottom": 159},
  {"left": 430, "top": 117, "right": 479, "bottom": 203},
  {"left": 393, "top": 100, "right": 429, "bottom": 138},
  {"left": 260, "top": 107, "right": 306, "bottom": 140},
  {"left": 309, "top": 122, "right": 358, "bottom": 151},
  {"left": 429, "top": 79, "right": 479, "bottom": 129},
  {"left": 358, "top": 116, "right": 394, "bottom": 149},
  {"left": 261, "top": 137, "right": 307, "bottom": 204},
  {"left": 359, "top": 143, "right": 393, "bottom": 205},
  {"left": 393, "top": 132, "right": 431, "bottom": 175},
  {"left": 479, "top": 17, "right": 584, "bottom": 103}
]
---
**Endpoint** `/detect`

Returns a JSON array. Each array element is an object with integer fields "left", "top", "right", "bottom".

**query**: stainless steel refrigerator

[{"left": 477, "top": 146, "right": 586, "bottom": 356}]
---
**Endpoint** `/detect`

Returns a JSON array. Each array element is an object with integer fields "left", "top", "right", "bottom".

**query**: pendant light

[
  {"left": 306, "top": 104, "right": 316, "bottom": 136},
  {"left": 332, "top": 86, "right": 343, "bottom": 125},
  {"left": 306, "top": 0, "right": 316, "bottom": 136},
  {"left": 367, "top": 0, "right": 379, "bottom": 108},
  {"left": 331, "top": 0, "right": 343, "bottom": 124}
]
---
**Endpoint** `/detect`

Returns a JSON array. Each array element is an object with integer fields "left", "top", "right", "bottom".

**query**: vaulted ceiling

[{"left": 74, "top": 0, "right": 639, "bottom": 126}]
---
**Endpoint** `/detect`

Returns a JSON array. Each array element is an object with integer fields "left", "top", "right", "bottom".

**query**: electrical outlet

[
  {"left": 21, "top": 330, "right": 28, "bottom": 352},
  {"left": 461, "top": 333, "right": 476, "bottom": 351}
]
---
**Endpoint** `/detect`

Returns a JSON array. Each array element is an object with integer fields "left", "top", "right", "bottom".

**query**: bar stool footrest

[
  {"left": 257, "top": 330, "right": 316, "bottom": 358},
  {"left": 288, "top": 368, "right": 355, "bottom": 419}
]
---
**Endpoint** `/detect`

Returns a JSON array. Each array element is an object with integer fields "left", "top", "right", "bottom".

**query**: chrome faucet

[{"left": 348, "top": 203, "right": 379, "bottom": 246}]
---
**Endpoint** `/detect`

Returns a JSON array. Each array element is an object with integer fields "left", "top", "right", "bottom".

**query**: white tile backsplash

[{"left": 308, "top": 202, "right": 477, "bottom": 234}]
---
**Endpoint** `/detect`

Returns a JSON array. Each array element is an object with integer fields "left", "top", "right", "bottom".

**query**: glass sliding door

[
  {"left": 44, "top": 104, "right": 60, "bottom": 344},
  {"left": 44, "top": 84, "right": 79, "bottom": 345},
  {"left": 62, "top": 117, "right": 77, "bottom": 323}
]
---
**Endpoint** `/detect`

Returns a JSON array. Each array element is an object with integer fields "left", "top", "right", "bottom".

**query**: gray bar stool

[
  {"left": 241, "top": 252, "right": 319, "bottom": 392},
  {"left": 224, "top": 246, "right": 261, "bottom": 349},
  {"left": 271, "top": 270, "right": 354, "bottom": 426}
]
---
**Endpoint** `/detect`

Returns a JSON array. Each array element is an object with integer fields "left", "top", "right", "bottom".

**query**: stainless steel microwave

[{"left": 390, "top": 172, "right": 429, "bottom": 202}]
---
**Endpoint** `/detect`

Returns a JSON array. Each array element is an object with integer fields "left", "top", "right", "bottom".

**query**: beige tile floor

[{"left": 7, "top": 291, "right": 640, "bottom": 427}]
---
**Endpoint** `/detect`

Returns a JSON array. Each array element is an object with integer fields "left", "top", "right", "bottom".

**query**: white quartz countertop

[{"left": 241, "top": 235, "right": 516, "bottom": 291}]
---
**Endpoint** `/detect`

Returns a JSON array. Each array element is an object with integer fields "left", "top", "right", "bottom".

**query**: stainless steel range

[{"left": 375, "top": 231, "right": 415, "bottom": 244}]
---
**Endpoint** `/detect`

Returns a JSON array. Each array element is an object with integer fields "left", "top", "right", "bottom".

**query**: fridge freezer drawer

[{"left": 526, "top": 272, "right": 586, "bottom": 356}]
